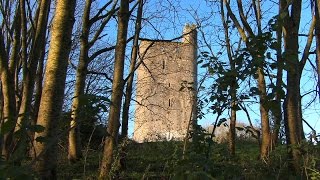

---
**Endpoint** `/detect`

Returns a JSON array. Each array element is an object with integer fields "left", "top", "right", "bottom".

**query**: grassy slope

[{"left": 57, "top": 140, "right": 319, "bottom": 179}]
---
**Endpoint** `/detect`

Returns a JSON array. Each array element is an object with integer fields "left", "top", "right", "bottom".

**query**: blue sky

[{"left": 102, "top": 0, "right": 320, "bottom": 137}]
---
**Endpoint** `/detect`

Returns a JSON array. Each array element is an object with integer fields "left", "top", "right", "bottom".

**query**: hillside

[{"left": 56, "top": 140, "right": 319, "bottom": 179}]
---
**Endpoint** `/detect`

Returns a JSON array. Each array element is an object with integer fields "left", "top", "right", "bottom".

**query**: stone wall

[{"left": 133, "top": 25, "right": 197, "bottom": 142}]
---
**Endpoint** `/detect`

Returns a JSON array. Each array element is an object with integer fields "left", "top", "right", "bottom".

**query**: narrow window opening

[
  {"left": 162, "top": 60, "right": 165, "bottom": 69},
  {"left": 168, "top": 83, "right": 170, "bottom": 87},
  {"left": 169, "top": 99, "right": 171, "bottom": 107}
]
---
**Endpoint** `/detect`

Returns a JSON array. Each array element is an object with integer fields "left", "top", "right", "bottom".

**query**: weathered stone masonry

[{"left": 133, "top": 25, "right": 198, "bottom": 142}]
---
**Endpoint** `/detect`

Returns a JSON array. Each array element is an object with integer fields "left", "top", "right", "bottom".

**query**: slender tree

[
  {"left": 315, "top": 0, "right": 320, "bottom": 102},
  {"left": 15, "top": 0, "right": 51, "bottom": 133},
  {"left": 99, "top": 0, "right": 130, "bottom": 178},
  {"left": 0, "top": 1, "right": 20, "bottom": 160},
  {"left": 224, "top": 0, "right": 271, "bottom": 159},
  {"left": 0, "top": 28, "right": 16, "bottom": 160},
  {"left": 68, "top": 0, "right": 92, "bottom": 163},
  {"left": 68, "top": 0, "right": 119, "bottom": 162},
  {"left": 32, "top": 0, "right": 77, "bottom": 178},
  {"left": 121, "top": 0, "right": 143, "bottom": 139},
  {"left": 220, "top": 0, "right": 237, "bottom": 156},
  {"left": 280, "top": 0, "right": 316, "bottom": 173},
  {"left": 271, "top": 1, "right": 284, "bottom": 145}
]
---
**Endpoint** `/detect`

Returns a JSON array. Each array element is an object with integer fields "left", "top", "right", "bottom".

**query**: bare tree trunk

[
  {"left": 68, "top": 0, "right": 119, "bottom": 163},
  {"left": 271, "top": 4, "right": 284, "bottom": 145},
  {"left": 32, "top": 0, "right": 77, "bottom": 178},
  {"left": 121, "top": 0, "right": 143, "bottom": 139},
  {"left": 316, "top": 0, "right": 320, "bottom": 102},
  {"left": 281, "top": 0, "right": 303, "bottom": 173},
  {"left": 33, "top": 47, "right": 45, "bottom": 125},
  {"left": 0, "top": 1, "right": 21, "bottom": 158},
  {"left": 220, "top": 0, "right": 237, "bottom": 156},
  {"left": 99, "top": 0, "right": 130, "bottom": 178},
  {"left": 68, "top": 0, "right": 92, "bottom": 163},
  {"left": 15, "top": 0, "right": 51, "bottom": 132},
  {"left": 0, "top": 2, "right": 21, "bottom": 160},
  {"left": 8, "top": 5, "right": 21, "bottom": 77},
  {"left": 257, "top": 67, "right": 271, "bottom": 159},
  {"left": 0, "top": 29, "right": 16, "bottom": 160},
  {"left": 229, "top": 95, "right": 236, "bottom": 156},
  {"left": 224, "top": 0, "right": 271, "bottom": 159}
]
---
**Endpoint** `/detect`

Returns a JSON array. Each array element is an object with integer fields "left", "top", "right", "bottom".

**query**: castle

[{"left": 133, "top": 25, "right": 198, "bottom": 142}]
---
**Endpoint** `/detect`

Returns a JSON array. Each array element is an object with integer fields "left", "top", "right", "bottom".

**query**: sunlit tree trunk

[
  {"left": 220, "top": 0, "right": 237, "bottom": 156},
  {"left": 0, "top": 0, "right": 24, "bottom": 160},
  {"left": 0, "top": 2, "right": 21, "bottom": 160},
  {"left": 99, "top": 0, "right": 130, "bottom": 178},
  {"left": 229, "top": 88, "right": 237, "bottom": 156},
  {"left": 257, "top": 67, "right": 271, "bottom": 159},
  {"left": 15, "top": 0, "right": 51, "bottom": 133},
  {"left": 68, "top": 0, "right": 92, "bottom": 163},
  {"left": 0, "top": 30, "right": 16, "bottom": 160},
  {"left": 121, "top": 0, "right": 143, "bottom": 139},
  {"left": 224, "top": 0, "right": 271, "bottom": 159},
  {"left": 68, "top": 0, "right": 119, "bottom": 163},
  {"left": 8, "top": 5, "right": 21, "bottom": 79},
  {"left": 32, "top": 0, "right": 77, "bottom": 178},
  {"left": 281, "top": 0, "right": 303, "bottom": 173}
]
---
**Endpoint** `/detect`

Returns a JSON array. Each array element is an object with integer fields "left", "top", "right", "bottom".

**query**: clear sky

[{"left": 117, "top": 0, "right": 320, "bottom": 138}]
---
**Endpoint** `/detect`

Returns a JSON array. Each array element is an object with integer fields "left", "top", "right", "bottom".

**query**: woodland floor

[{"left": 56, "top": 140, "right": 320, "bottom": 179}]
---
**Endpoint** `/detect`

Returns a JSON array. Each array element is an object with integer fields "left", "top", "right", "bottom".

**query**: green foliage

[
  {"left": 0, "top": 123, "right": 45, "bottom": 179},
  {"left": 0, "top": 158, "right": 35, "bottom": 180},
  {"left": 302, "top": 143, "right": 320, "bottom": 179},
  {"left": 48, "top": 138, "right": 320, "bottom": 179}
]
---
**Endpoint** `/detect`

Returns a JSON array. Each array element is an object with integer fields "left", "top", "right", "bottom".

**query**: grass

[{"left": 54, "top": 140, "right": 320, "bottom": 179}]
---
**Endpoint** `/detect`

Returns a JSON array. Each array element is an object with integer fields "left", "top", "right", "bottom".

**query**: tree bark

[
  {"left": 15, "top": 0, "right": 51, "bottom": 133},
  {"left": 99, "top": 0, "right": 130, "bottom": 178},
  {"left": 257, "top": 66, "right": 271, "bottom": 159},
  {"left": 316, "top": 0, "right": 320, "bottom": 102},
  {"left": 0, "top": 29, "right": 16, "bottom": 160},
  {"left": 121, "top": 0, "right": 143, "bottom": 139},
  {"left": 220, "top": 0, "right": 237, "bottom": 156},
  {"left": 281, "top": 0, "right": 303, "bottom": 173},
  {"left": 271, "top": 2, "right": 284, "bottom": 145},
  {"left": 32, "top": 0, "right": 77, "bottom": 178},
  {"left": 68, "top": 0, "right": 92, "bottom": 163},
  {"left": 0, "top": 1, "right": 21, "bottom": 160},
  {"left": 224, "top": 0, "right": 271, "bottom": 159}
]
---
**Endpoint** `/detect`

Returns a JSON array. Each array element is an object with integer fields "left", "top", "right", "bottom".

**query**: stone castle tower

[{"left": 133, "top": 24, "right": 197, "bottom": 142}]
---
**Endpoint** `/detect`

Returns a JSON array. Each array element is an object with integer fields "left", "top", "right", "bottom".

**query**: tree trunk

[
  {"left": 121, "top": 0, "right": 143, "bottom": 139},
  {"left": 99, "top": 0, "right": 130, "bottom": 178},
  {"left": 0, "top": 1, "right": 21, "bottom": 160},
  {"left": 33, "top": 38, "right": 46, "bottom": 125},
  {"left": 32, "top": 0, "right": 77, "bottom": 178},
  {"left": 281, "top": 0, "right": 303, "bottom": 173},
  {"left": 15, "top": 0, "right": 51, "bottom": 132},
  {"left": 0, "top": 30, "right": 17, "bottom": 160},
  {"left": 229, "top": 93, "right": 236, "bottom": 156},
  {"left": 271, "top": 4, "right": 284, "bottom": 145},
  {"left": 220, "top": 0, "right": 237, "bottom": 156},
  {"left": 224, "top": 0, "right": 271, "bottom": 159},
  {"left": 257, "top": 67, "right": 271, "bottom": 159},
  {"left": 8, "top": 5, "right": 21, "bottom": 78},
  {"left": 68, "top": 0, "right": 92, "bottom": 163},
  {"left": 316, "top": 0, "right": 320, "bottom": 101}
]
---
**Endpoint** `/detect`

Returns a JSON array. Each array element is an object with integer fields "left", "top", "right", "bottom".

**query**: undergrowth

[{"left": 52, "top": 138, "right": 320, "bottom": 179}]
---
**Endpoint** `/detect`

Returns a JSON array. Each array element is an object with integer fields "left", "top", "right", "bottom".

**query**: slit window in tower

[
  {"left": 168, "top": 83, "right": 170, "bottom": 87},
  {"left": 169, "top": 99, "right": 171, "bottom": 107},
  {"left": 162, "top": 59, "right": 165, "bottom": 69}
]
